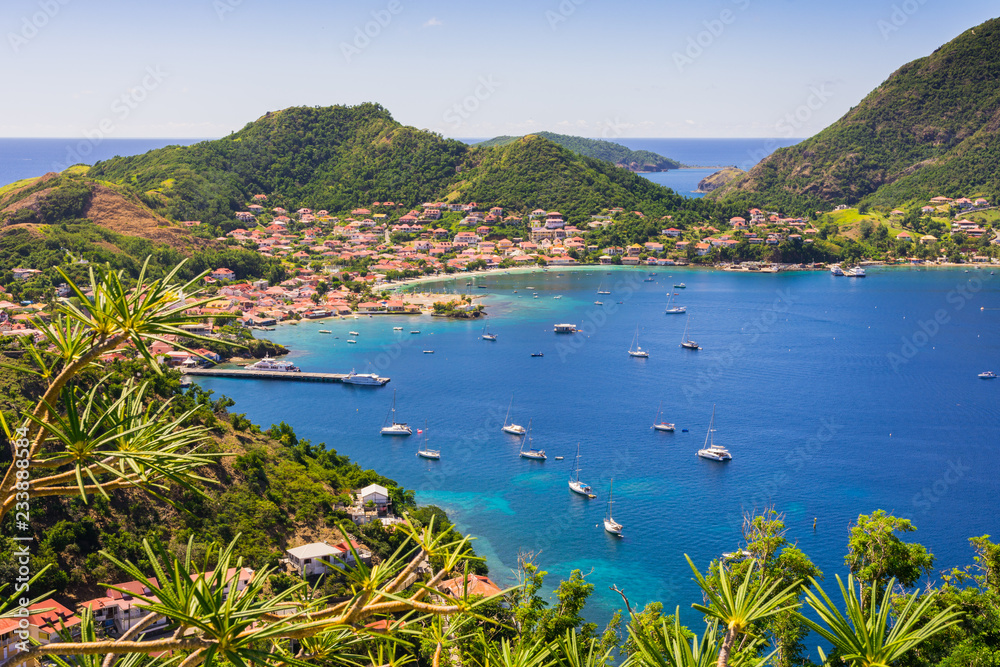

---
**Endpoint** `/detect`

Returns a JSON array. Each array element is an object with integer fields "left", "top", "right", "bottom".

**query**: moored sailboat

[
  {"left": 380, "top": 390, "right": 412, "bottom": 436},
  {"left": 697, "top": 404, "right": 732, "bottom": 461},
  {"left": 628, "top": 324, "right": 649, "bottom": 358},
  {"left": 416, "top": 421, "right": 441, "bottom": 460},
  {"left": 519, "top": 420, "right": 546, "bottom": 460},
  {"left": 568, "top": 443, "right": 594, "bottom": 497},
  {"left": 680, "top": 316, "right": 700, "bottom": 350},
  {"left": 502, "top": 394, "right": 526, "bottom": 435},
  {"left": 652, "top": 401, "right": 675, "bottom": 432},
  {"left": 603, "top": 479, "right": 623, "bottom": 535}
]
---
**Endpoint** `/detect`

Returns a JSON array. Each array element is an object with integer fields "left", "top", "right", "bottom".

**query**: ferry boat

[
  {"left": 697, "top": 405, "right": 732, "bottom": 461},
  {"left": 845, "top": 266, "right": 866, "bottom": 277},
  {"left": 343, "top": 370, "right": 385, "bottom": 386},
  {"left": 979, "top": 371, "right": 997, "bottom": 379},
  {"left": 519, "top": 420, "right": 546, "bottom": 460},
  {"left": 554, "top": 323, "right": 576, "bottom": 333},
  {"left": 245, "top": 356, "right": 300, "bottom": 372},
  {"left": 380, "top": 390, "right": 412, "bottom": 436},
  {"left": 830, "top": 264, "right": 845, "bottom": 276}
]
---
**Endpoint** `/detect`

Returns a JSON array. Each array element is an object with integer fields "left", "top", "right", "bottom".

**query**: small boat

[
  {"left": 644, "top": 277, "right": 655, "bottom": 282},
  {"left": 380, "top": 390, "right": 412, "bottom": 436},
  {"left": 410, "top": 330, "right": 421, "bottom": 334},
  {"left": 594, "top": 301, "right": 604, "bottom": 306},
  {"left": 531, "top": 352, "right": 544, "bottom": 357},
  {"left": 349, "top": 331, "right": 360, "bottom": 336},
  {"left": 628, "top": 324, "right": 649, "bottom": 358},
  {"left": 652, "top": 401, "right": 675, "bottom": 432},
  {"left": 697, "top": 404, "right": 732, "bottom": 461},
  {"left": 318, "top": 330, "right": 332, "bottom": 334},
  {"left": 502, "top": 394, "right": 526, "bottom": 435},
  {"left": 664, "top": 291, "right": 686, "bottom": 315},
  {"left": 526, "top": 286, "right": 535, "bottom": 289},
  {"left": 347, "top": 339, "right": 357, "bottom": 344},
  {"left": 979, "top": 371, "right": 997, "bottom": 379},
  {"left": 603, "top": 479, "right": 623, "bottom": 536},
  {"left": 680, "top": 316, "right": 700, "bottom": 350},
  {"left": 553, "top": 295, "right": 562, "bottom": 299},
  {"left": 482, "top": 318, "right": 498, "bottom": 341},
  {"left": 393, "top": 327, "right": 403, "bottom": 331},
  {"left": 674, "top": 283, "right": 686, "bottom": 288},
  {"left": 423, "top": 350, "right": 434, "bottom": 354},
  {"left": 568, "top": 444, "right": 594, "bottom": 497},
  {"left": 519, "top": 420, "right": 546, "bottom": 460},
  {"left": 417, "top": 422, "right": 441, "bottom": 459}
]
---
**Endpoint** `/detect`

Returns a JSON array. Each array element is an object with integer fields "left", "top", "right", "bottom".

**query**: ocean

[
  {"left": 0, "top": 138, "right": 206, "bottom": 188},
  {"left": 193, "top": 267, "right": 1000, "bottom": 632}
]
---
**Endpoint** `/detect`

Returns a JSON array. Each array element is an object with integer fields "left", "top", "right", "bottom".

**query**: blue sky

[{"left": 1, "top": 0, "right": 996, "bottom": 139}]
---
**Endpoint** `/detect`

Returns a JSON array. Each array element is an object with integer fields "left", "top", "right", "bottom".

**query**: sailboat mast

[
  {"left": 504, "top": 394, "right": 513, "bottom": 427},
  {"left": 704, "top": 404, "right": 716, "bottom": 449}
]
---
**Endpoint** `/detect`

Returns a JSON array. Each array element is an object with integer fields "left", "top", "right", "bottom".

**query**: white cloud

[{"left": 423, "top": 17, "right": 443, "bottom": 27}]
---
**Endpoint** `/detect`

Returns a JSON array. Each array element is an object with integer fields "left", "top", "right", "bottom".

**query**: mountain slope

[
  {"left": 88, "top": 104, "right": 701, "bottom": 225},
  {"left": 475, "top": 131, "right": 682, "bottom": 171},
  {"left": 447, "top": 135, "right": 690, "bottom": 219},
  {"left": 710, "top": 18, "right": 1000, "bottom": 210}
]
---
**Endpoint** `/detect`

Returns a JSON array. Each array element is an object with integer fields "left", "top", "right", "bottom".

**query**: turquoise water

[{"left": 195, "top": 266, "right": 1000, "bottom": 627}]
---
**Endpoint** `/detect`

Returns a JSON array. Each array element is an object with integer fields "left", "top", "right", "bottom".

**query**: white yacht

[
  {"left": 652, "top": 401, "right": 675, "bottom": 432},
  {"left": 245, "top": 356, "right": 300, "bottom": 372},
  {"left": 519, "top": 420, "right": 546, "bottom": 460},
  {"left": 416, "top": 423, "right": 440, "bottom": 460},
  {"left": 380, "top": 390, "right": 412, "bottom": 436},
  {"left": 845, "top": 266, "right": 866, "bottom": 277},
  {"left": 697, "top": 405, "right": 732, "bottom": 461},
  {"left": 628, "top": 324, "right": 649, "bottom": 358},
  {"left": 603, "top": 479, "right": 623, "bottom": 536},
  {"left": 665, "top": 291, "right": 686, "bottom": 314},
  {"left": 568, "top": 444, "right": 594, "bottom": 497},
  {"left": 343, "top": 370, "right": 384, "bottom": 385},
  {"left": 979, "top": 371, "right": 997, "bottom": 379},
  {"left": 501, "top": 394, "right": 526, "bottom": 435},
  {"left": 830, "top": 264, "right": 845, "bottom": 276}
]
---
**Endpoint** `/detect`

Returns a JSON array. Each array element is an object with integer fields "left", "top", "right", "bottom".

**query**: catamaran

[
  {"left": 664, "top": 291, "right": 686, "bottom": 314},
  {"left": 680, "top": 316, "right": 700, "bottom": 350},
  {"left": 519, "top": 420, "right": 546, "bottom": 460},
  {"left": 380, "top": 390, "right": 412, "bottom": 436},
  {"left": 603, "top": 479, "right": 623, "bottom": 536},
  {"left": 481, "top": 318, "right": 497, "bottom": 341},
  {"left": 652, "top": 401, "right": 675, "bottom": 431},
  {"left": 416, "top": 422, "right": 440, "bottom": 460},
  {"left": 628, "top": 324, "right": 649, "bottom": 358},
  {"left": 502, "top": 394, "right": 526, "bottom": 435},
  {"left": 568, "top": 443, "right": 594, "bottom": 497},
  {"left": 697, "top": 404, "right": 732, "bottom": 461}
]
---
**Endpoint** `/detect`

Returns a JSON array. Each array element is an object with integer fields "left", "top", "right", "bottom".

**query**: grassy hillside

[
  {"left": 711, "top": 17, "right": 1000, "bottom": 212},
  {"left": 475, "top": 131, "right": 682, "bottom": 171}
]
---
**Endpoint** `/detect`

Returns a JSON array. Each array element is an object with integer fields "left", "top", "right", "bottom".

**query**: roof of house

[
  {"left": 360, "top": 483, "right": 389, "bottom": 498},
  {"left": 286, "top": 542, "right": 342, "bottom": 560}
]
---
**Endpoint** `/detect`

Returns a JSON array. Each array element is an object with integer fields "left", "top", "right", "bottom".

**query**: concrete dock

[{"left": 181, "top": 368, "right": 389, "bottom": 385}]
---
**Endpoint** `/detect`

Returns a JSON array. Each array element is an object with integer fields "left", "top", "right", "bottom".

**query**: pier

[{"left": 181, "top": 368, "right": 389, "bottom": 385}]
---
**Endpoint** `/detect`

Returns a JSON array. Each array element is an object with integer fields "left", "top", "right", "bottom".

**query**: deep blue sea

[
  {"left": 0, "top": 138, "right": 205, "bottom": 187},
  {"left": 194, "top": 267, "right": 1000, "bottom": 631}
]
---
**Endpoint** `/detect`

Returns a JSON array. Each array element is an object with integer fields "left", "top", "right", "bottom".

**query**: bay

[{"left": 194, "top": 266, "right": 1000, "bottom": 628}]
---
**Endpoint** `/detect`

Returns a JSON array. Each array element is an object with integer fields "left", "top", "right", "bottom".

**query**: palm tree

[
  {"left": 798, "top": 575, "right": 962, "bottom": 667},
  {"left": 686, "top": 555, "right": 802, "bottom": 667}
]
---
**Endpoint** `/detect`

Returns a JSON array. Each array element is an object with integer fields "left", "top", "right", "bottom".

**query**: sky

[{"left": 1, "top": 0, "right": 997, "bottom": 140}]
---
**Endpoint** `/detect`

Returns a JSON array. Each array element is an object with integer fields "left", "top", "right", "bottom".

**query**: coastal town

[{"left": 2, "top": 194, "right": 997, "bottom": 359}]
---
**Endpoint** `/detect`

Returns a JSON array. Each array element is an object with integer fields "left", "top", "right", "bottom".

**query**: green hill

[
  {"left": 87, "top": 104, "right": 700, "bottom": 226},
  {"left": 711, "top": 17, "right": 1000, "bottom": 211},
  {"left": 475, "top": 131, "right": 682, "bottom": 171},
  {"left": 448, "top": 135, "right": 692, "bottom": 220}
]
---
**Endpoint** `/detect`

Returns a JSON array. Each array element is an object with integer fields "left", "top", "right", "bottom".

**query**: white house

[
  {"left": 286, "top": 542, "right": 344, "bottom": 577},
  {"left": 359, "top": 484, "right": 390, "bottom": 509}
]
